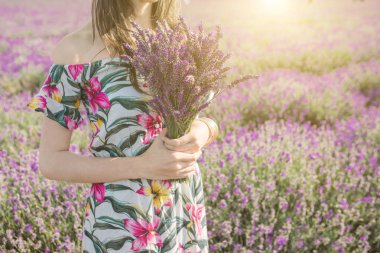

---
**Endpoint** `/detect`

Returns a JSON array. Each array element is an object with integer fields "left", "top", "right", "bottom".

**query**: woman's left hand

[{"left": 161, "top": 119, "right": 210, "bottom": 153}]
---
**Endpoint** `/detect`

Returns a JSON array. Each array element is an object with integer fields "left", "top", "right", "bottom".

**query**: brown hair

[{"left": 90, "top": 0, "right": 181, "bottom": 95}]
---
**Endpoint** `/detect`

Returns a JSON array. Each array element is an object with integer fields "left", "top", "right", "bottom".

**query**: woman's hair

[{"left": 91, "top": 0, "right": 181, "bottom": 95}]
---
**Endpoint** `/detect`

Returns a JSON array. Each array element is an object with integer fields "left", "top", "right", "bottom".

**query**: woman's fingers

[
  {"left": 173, "top": 150, "right": 202, "bottom": 162},
  {"left": 161, "top": 163, "right": 195, "bottom": 177},
  {"left": 173, "top": 164, "right": 196, "bottom": 178},
  {"left": 164, "top": 142, "right": 198, "bottom": 152}
]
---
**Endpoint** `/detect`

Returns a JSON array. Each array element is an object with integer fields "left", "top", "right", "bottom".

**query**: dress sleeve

[{"left": 26, "top": 64, "right": 84, "bottom": 131}]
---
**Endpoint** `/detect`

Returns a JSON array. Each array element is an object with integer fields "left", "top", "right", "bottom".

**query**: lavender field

[{"left": 1, "top": 0, "right": 379, "bottom": 252}]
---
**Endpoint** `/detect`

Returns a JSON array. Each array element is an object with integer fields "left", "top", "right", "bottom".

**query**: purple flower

[
  {"left": 276, "top": 236, "right": 287, "bottom": 247},
  {"left": 219, "top": 199, "right": 227, "bottom": 209},
  {"left": 340, "top": 198, "right": 349, "bottom": 209},
  {"left": 25, "top": 224, "right": 33, "bottom": 233},
  {"left": 296, "top": 240, "right": 304, "bottom": 249}
]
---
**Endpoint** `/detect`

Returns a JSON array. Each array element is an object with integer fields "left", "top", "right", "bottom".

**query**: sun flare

[{"left": 256, "top": 0, "right": 291, "bottom": 16}]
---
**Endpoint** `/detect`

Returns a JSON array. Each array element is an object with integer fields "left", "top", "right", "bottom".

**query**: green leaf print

[
  {"left": 50, "top": 65, "right": 64, "bottom": 81},
  {"left": 101, "top": 69, "right": 131, "bottom": 89},
  {"left": 81, "top": 65, "right": 90, "bottom": 81},
  {"left": 146, "top": 197, "right": 152, "bottom": 213},
  {"left": 66, "top": 75, "right": 81, "bottom": 90},
  {"left": 103, "top": 196, "right": 148, "bottom": 221},
  {"left": 105, "top": 60, "right": 125, "bottom": 68},
  {"left": 104, "top": 82, "right": 131, "bottom": 94},
  {"left": 104, "top": 236, "right": 134, "bottom": 250},
  {"left": 84, "top": 230, "right": 108, "bottom": 253},
  {"left": 128, "top": 178, "right": 143, "bottom": 185},
  {"left": 110, "top": 97, "right": 150, "bottom": 114},
  {"left": 201, "top": 215, "right": 207, "bottom": 227},
  {"left": 160, "top": 217, "right": 177, "bottom": 228},
  {"left": 174, "top": 187, "right": 180, "bottom": 205},
  {"left": 91, "top": 143, "right": 126, "bottom": 157},
  {"left": 182, "top": 240, "right": 198, "bottom": 250},
  {"left": 119, "top": 129, "right": 147, "bottom": 151},
  {"left": 182, "top": 207, "right": 190, "bottom": 220},
  {"left": 190, "top": 178, "right": 197, "bottom": 199},
  {"left": 182, "top": 239, "right": 208, "bottom": 250},
  {"left": 93, "top": 222, "right": 121, "bottom": 231},
  {"left": 46, "top": 107, "right": 63, "bottom": 120},
  {"left": 89, "top": 61, "right": 104, "bottom": 77},
  {"left": 156, "top": 207, "right": 175, "bottom": 234},
  {"left": 60, "top": 94, "right": 80, "bottom": 107},
  {"left": 96, "top": 216, "right": 126, "bottom": 229},
  {"left": 194, "top": 179, "right": 202, "bottom": 198},
  {"left": 106, "top": 116, "right": 138, "bottom": 129},
  {"left": 196, "top": 239, "right": 209, "bottom": 250},
  {"left": 105, "top": 184, "right": 134, "bottom": 192},
  {"left": 134, "top": 143, "right": 151, "bottom": 156},
  {"left": 175, "top": 217, "right": 188, "bottom": 233},
  {"left": 105, "top": 124, "right": 143, "bottom": 141},
  {"left": 160, "top": 225, "right": 177, "bottom": 252},
  {"left": 181, "top": 193, "right": 192, "bottom": 206}
]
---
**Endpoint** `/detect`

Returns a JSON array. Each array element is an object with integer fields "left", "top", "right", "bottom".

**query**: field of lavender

[{"left": 1, "top": 0, "right": 379, "bottom": 252}]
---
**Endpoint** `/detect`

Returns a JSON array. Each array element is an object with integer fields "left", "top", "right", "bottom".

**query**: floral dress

[{"left": 26, "top": 56, "right": 209, "bottom": 253}]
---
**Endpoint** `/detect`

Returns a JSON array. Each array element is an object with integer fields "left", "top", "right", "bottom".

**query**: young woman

[{"left": 26, "top": 0, "right": 219, "bottom": 252}]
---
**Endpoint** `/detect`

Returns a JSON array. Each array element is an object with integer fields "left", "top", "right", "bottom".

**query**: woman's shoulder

[{"left": 50, "top": 29, "right": 93, "bottom": 65}]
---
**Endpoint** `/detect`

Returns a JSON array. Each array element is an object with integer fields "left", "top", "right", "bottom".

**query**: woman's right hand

[{"left": 137, "top": 128, "right": 202, "bottom": 180}]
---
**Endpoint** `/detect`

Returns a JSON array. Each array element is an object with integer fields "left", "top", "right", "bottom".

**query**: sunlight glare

[{"left": 255, "top": 0, "right": 291, "bottom": 16}]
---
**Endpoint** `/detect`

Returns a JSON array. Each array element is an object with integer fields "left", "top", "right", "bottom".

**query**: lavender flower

[{"left": 122, "top": 16, "right": 258, "bottom": 139}]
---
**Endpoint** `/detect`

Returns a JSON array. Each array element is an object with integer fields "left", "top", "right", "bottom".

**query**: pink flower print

[
  {"left": 123, "top": 215, "right": 163, "bottom": 251},
  {"left": 63, "top": 115, "right": 81, "bottom": 130},
  {"left": 41, "top": 76, "right": 62, "bottom": 102},
  {"left": 185, "top": 203, "right": 205, "bottom": 236},
  {"left": 84, "top": 76, "right": 111, "bottom": 114},
  {"left": 136, "top": 112, "right": 162, "bottom": 144},
  {"left": 68, "top": 64, "right": 84, "bottom": 81},
  {"left": 178, "top": 243, "right": 184, "bottom": 252},
  {"left": 90, "top": 183, "right": 106, "bottom": 203},
  {"left": 27, "top": 95, "right": 47, "bottom": 111}
]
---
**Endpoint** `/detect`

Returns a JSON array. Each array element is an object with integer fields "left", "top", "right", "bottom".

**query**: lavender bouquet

[{"left": 122, "top": 16, "right": 258, "bottom": 140}]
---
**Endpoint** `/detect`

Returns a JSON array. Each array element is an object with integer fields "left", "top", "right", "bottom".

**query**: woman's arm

[
  {"left": 40, "top": 149, "right": 142, "bottom": 184},
  {"left": 38, "top": 117, "right": 143, "bottom": 183},
  {"left": 38, "top": 117, "right": 201, "bottom": 183}
]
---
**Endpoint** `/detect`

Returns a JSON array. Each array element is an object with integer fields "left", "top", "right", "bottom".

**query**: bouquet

[
  {"left": 122, "top": 16, "right": 258, "bottom": 139},
  {"left": 122, "top": 17, "right": 258, "bottom": 181}
]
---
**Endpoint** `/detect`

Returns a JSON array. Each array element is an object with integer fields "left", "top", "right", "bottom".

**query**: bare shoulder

[{"left": 50, "top": 29, "right": 92, "bottom": 65}]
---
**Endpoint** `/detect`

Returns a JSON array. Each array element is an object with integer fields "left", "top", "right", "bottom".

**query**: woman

[{"left": 26, "top": 0, "right": 219, "bottom": 252}]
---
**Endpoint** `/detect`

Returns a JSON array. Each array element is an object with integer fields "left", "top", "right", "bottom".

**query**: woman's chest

[
  {"left": 79, "top": 63, "right": 164, "bottom": 156},
  {"left": 79, "top": 62, "right": 153, "bottom": 118}
]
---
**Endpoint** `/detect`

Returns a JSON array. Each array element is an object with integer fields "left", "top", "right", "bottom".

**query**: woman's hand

[
  {"left": 161, "top": 119, "right": 210, "bottom": 153},
  {"left": 138, "top": 128, "right": 202, "bottom": 180}
]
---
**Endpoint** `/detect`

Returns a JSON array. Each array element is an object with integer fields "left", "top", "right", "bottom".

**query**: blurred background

[{"left": 0, "top": 0, "right": 379, "bottom": 252}]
